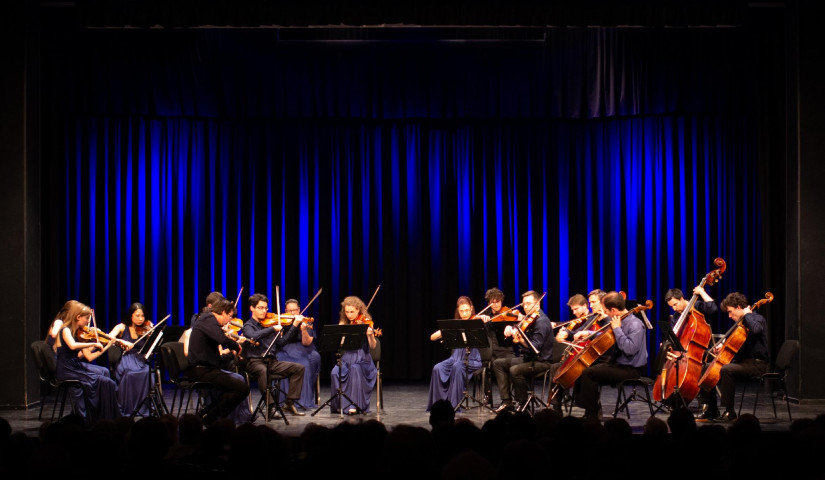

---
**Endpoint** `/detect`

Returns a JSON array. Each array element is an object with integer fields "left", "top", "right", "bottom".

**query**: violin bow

[
  {"left": 233, "top": 286, "right": 244, "bottom": 311},
  {"left": 90, "top": 308, "right": 101, "bottom": 345},
  {"left": 365, "top": 284, "right": 381, "bottom": 312},
  {"left": 263, "top": 286, "right": 283, "bottom": 357},
  {"left": 300, "top": 288, "right": 323, "bottom": 316},
  {"left": 471, "top": 303, "right": 492, "bottom": 319}
]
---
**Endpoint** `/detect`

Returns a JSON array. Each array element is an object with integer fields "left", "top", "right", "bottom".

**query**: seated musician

[
  {"left": 665, "top": 285, "right": 718, "bottom": 416},
  {"left": 665, "top": 286, "right": 718, "bottom": 328},
  {"left": 275, "top": 298, "right": 321, "bottom": 410},
  {"left": 575, "top": 291, "right": 647, "bottom": 421},
  {"left": 697, "top": 292, "right": 768, "bottom": 422},
  {"left": 185, "top": 297, "right": 250, "bottom": 425},
  {"left": 491, "top": 290, "right": 554, "bottom": 413},
  {"left": 426, "top": 296, "right": 482, "bottom": 411},
  {"left": 547, "top": 293, "right": 605, "bottom": 411},
  {"left": 475, "top": 288, "right": 516, "bottom": 403},
  {"left": 241, "top": 293, "right": 306, "bottom": 416}
]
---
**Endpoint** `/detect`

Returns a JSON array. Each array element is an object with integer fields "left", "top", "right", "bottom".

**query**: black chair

[
  {"left": 738, "top": 339, "right": 800, "bottom": 420},
  {"left": 30, "top": 340, "right": 88, "bottom": 422},
  {"left": 470, "top": 346, "right": 493, "bottom": 410},
  {"left": 516, "top": 361, "right": 549, "bottom": 415},
  {"left": 370, "top": 338, "right": 384, "bottom": 411},
  {"left": 240, "top": 346, "right": 289, "bottom": 425},
  {"left": 158, "top": 341, "right": 214, "bottom": 417},
  {"left": 540, "top": 369, "right": 574, "bottom": 415},
  {"left": 612, "top": 377, "right": 657, "bottom": 419}
]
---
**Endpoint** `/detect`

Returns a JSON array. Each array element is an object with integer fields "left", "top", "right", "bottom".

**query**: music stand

[
  {"left": 654, "top": 320, "right": 689, "bottom": 411},
  {"left": 437, "top": 319, "right": 493, "bottom": 413},
  {"left": 489, "top": 320, "right": 518, "bottom": 349},
  {"left": 131, "top": 321, "right": 169, "bottom": 417},
  {"left": 312, "top": 324, "right": 368, "bottom": 418}
]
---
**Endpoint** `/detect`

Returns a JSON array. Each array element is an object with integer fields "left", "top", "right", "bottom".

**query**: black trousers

[
  {"left": 492, "top": 357, "right": 552, "bottom": 404},
  {"left": 186, "top": 365, "right": 250, "bottom": 419},
  {"left": 245, "top": 357, "right": 305, "bottom": 402},
  {"left": 575, "top": 363, "right": 643, "bottom": 413},
  {"left": 699, "top": 358, "right": 767, "bottom": 411}
]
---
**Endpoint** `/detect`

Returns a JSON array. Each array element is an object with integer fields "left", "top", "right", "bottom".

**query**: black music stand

[
  {"left": 489, "top": 320, "right": 518, "bottom": 350},
  {"left": 312, "top": 324, "right": 368, "bottom": 418},
  {"left": 437, "top": 319, "right": 493, "bottom": 412},
  {"left": 132, "top": 322, "right": 169, "bottom": 417},
  {"left": 654, "top": 321, "right": 689, "bottom": 411}
]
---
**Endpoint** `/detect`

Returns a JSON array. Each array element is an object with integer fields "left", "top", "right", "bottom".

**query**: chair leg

[
  {"left": 737, "top": 381, "right": 748, "bottom": 417},
  {"left": 752, "top": 380, "right": 761, "bottom": 416},
  {"left": 643, "top": 385, "right": 655, "bottom": 416}
]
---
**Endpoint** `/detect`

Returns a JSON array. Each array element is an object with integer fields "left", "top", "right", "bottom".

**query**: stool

[{"left": 613, "top": 377, "right": 657, "bottom": 419}]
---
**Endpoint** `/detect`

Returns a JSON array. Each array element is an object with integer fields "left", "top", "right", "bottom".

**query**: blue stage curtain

[{"left": 42, "top": 27, "right": 779, "bottom": 379}]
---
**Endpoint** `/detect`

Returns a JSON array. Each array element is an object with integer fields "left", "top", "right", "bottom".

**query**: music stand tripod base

[{"left": 311, "top": 324, "right": 369, "bottom": 418}]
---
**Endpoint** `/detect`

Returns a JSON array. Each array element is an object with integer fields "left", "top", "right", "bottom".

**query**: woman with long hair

[
  {"left": 330, "top": 296, "right": 378, "bottom": 414},
  {"left": 110, "top": 302, "right": 153, "bottom": 416},
  {"left": 54, "top": 301, "right": 120, "bottom": 421}
]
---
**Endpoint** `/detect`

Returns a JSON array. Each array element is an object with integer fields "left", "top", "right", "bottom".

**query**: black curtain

[{"left": 40, "top": 23, "right": 786, "bottom": 380}]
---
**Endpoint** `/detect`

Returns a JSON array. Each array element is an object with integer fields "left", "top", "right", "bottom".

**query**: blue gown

[
  {"left": 114, "top": 326, "right": 151, "bottom": 416},
  {"left": 330, "top": 340, "right": 377, "bottom": 413},
  {"left": 277, "top": 326, "right": 321, "bottom": 409},
  {"left": 55, "top": 328, "right": 120, "bottom": 421},
  {"left": 426, "top": 347, "right": 481, "bottom": 411}
]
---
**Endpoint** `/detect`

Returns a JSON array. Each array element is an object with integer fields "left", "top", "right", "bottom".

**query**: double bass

[
  {"left": 697, "top": 292, "right": 774, "bottom": 391},
  {"left": 552, "top": 300, "right": 654, "bottom": 390},
  {"left": 652, "top": 258, "right": 726, "bottom": 404}
]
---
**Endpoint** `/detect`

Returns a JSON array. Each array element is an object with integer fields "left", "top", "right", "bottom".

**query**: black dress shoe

[
  {"left": 494, "top": 401, "right": 514, "bottom": 413},
  {"left": 283, "top": 402, "right": 306, "bottom": 416},
  {"left": 696, "top": 410, "right": 720, "bottom": 421},
  {"left": 717, "top": 410, "right": 737, "bottom": 423}
]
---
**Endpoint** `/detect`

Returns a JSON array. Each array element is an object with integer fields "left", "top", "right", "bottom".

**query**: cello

[
  {"left": 552, "top": 300, "right": 653, "bottom": 390},
  {"left": 652, "top": 258, "right": 726, "bottom": 404},
  {"left": 697, "top": 292, "right": 774, "bottom": 391}
]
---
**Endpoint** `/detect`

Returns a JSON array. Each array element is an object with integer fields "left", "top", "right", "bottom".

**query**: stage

[{"left": 3, "top": 380, "right": 821, "bottom": 438}]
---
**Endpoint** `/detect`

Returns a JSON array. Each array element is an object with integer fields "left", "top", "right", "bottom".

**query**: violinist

[
  {"left": 699, "top": 292, "right": 768, "bottom": 422},
  {"left": 241, "top": 293, "right": 306, "bottom": 416},
  {"left": 109, "top": 302, "right": 153, "bottom": 416},
  {"left": 492, "top": 290, "right": 554, "bottom": 413},
  {"left": 45, "top": 299, "right": 80, "bottom": 351},
  {"left": 186, "top": 297, "right": 250, "bottom": 425},
  {"left": 331, "top": 296, "right": 378, "bottom": 414},
  {"left": 575, "top": 291, "right": 647, "bottom": 421},
  {"left": 426, "top": 296, "right": 482, "bottom": 411},
  {"left": 54, "top": 301, "right": 120, "bottom": 421},
  {"left": 180, "top": 291, "right": 224, "bottom": 357},
  {"left": 274, "top": 298, "right": 321, "bottom": 409},
  {"left": 475, "top": 288, "right": 517, "bottom": 361}
]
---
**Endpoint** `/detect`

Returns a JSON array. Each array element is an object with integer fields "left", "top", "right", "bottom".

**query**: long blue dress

[
  {"left": 277, "top": 326, "right": 321, "bottom": 409},
  {"left": 114, "top": 326, "right": 151, "bottom": 416},
  {"left": 55, "top": 328, "right": 120, "bottom": 421},
  {"left": 426, "top": 347, "right": 481, "bottom": 411},
  {"left": 330, "top": 340, "right": 376, "bottom": 413}
]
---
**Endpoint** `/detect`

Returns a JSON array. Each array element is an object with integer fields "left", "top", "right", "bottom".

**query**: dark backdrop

[{"left": 39, "top": 21, "right": 786, "bottom": 380}]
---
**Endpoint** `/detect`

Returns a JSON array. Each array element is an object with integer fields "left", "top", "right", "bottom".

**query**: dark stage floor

[{"left": 3, "top": 380, "right": 822, "bottom": 438}]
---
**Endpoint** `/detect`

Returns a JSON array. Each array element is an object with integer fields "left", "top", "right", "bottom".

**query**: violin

[
  {"left": 260, "top": 313, "right": 315, "bottom": 329},
  {"left": 352, "top": 313, "right": 383, "bottom": 337},
  {"left": 223, "top": 319, "right": 259, "bottom": 346},
  {"left": 133, "top": 321, "right": 153, "bottom": 337},
  {"left": 488, "top": 306, "right": 521, "bottom": 322},
  {"left": 76, "top": 326, "right": 127, "bottom": 349}
]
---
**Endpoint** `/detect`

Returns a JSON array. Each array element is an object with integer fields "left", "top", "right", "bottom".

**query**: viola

[
  {"left": 653, "top": 258, "right": 726, "bottom": 404},
  {"left": 698, "top": 292, "right": 774, "bottom": 391}
]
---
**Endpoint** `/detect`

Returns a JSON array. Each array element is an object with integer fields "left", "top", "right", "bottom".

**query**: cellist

[
  {"left": 664, "top": 285, "right": 719, "bottom": 419},
  {"left": 575, "top": 291, "right": 648, "bottom": 421},
  {"left": 700, "top": 292, "right": 768, "bottom": 422}
]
